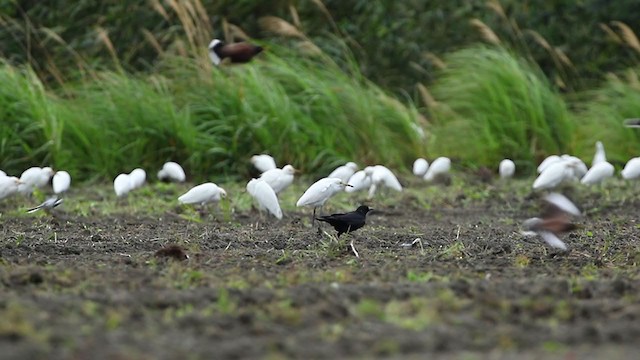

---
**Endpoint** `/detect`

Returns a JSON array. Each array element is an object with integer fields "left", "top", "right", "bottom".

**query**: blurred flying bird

[
  {"left": 251, "top": 154, "right": 277, "bottom": 173},
  {"left": 208, "top": 39, "right": 263, "bottom": 65},
  {"left": 26, "top": 196, "right": 63, "bottom": 213},
  {"left": 52, "top": 171, "right": 71, "bottom": 194},
  {"left": 246, "top": 178, "right": 283, "bottom": 219},
  {"left": 499, "top": 159, "right": 515, "bottom": 179},
  {"left": 178, "top": 182, "right": 227, "bottom": 205},
  {"left": 260, "top": 164, "right": 296, "bottom": 194},
  {"left": 317, "top": 205, "right": 371, "bottom": 237},
  {"left": 157, "top": 162, "right": 186, "bottom": 182},
  {"left": 328, "top": 162, "right": 358, "bottom": 183},
  {"left": 623, "top": 118, "right": 640, "bottom": 128},
  {"left": 412, "top": 158, "right": 429, "bottom": 177},
  {"left": 522, "top": 193, "right": 581, "bottom": 251}
]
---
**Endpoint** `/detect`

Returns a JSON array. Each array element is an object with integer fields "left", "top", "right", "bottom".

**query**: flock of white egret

[{"left": 1, "top": 139, "right": 639, "bottom": 250}]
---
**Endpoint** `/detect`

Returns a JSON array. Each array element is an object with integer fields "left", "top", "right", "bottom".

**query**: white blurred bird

[
  {"left": 537, "top": 155, "right": 561, "bottom": 173},
  {"left": 157, "top": 162, "right": 186, "bottom": 182},
  {"left": 246, "top": 178, "right": 282, "bottom": 219},
  {"left": 129, "top": 168, "right": 146, "bottom": 189},
  {"left": 621, "top": 157, "right": 640, "bottom": 180},
  {"left": 296, "top": 177, "right": 352, "bottom": 220},
  {"left": 533, "top": 161, "right": 573, "bottom": 190},
  {"left": 52, "top": 171, "right": 71, "bottom": 194},
  {"left": 365, "top": 165, "right": 402, "bottom": 198},
  {"left": 345, "top": 170, "right": 371, "bottom": 193},
  {"left": 26, "top": 196, "right": 63, "bottom": 213},
  {"left": 260, "top": 164, "right": 296, "bottom": 194},
  {"left": 580, "top": 161, "right": 614, "bottom": 185},
  {"left": 251, "top": 154, "right": 277, "bottom": 173},
  {"left": 499, "top": 159, "right": 515, "bottom": 179},
  {"left": 18, "top": 166, "right": 54, "bottom": 194},
  {"left": 591, "top": 141, "right": 606, "bottom": 167},
  {"left": 0, "top": 176, "right": 21, "bottom": 201},
  {"left": 522, "top": 193, "right": 581, "bottom": 251},
  {"left": 0, "top": 170, "right": 6, "bottom": 177},
  {"left": 327, "top": 162, "right": 358, "bottom": 183},
  {"left": 114, "top": 174, "right": 133, "bottom": 197},
  {"left": 412, "top": 158, "right": 429, "bottom": 177},
  {"left": 423, "top": 157, "right": 451, "bottom": 181},
  {"left": 179, "top": 182, "right": 227, "bottom": 205},
  {"left": 561, "top": 155, "right": 588, "bottom": 180}
]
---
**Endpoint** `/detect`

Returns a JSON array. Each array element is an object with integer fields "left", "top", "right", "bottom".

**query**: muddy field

[{"left": 1, "top": 177, "right": 639, "bottom": 359}]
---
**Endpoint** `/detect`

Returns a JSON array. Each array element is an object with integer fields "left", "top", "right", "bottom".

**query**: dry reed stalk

[
  {"left": 611, "top": 21, "right": 640, "bottom": 54},
  {"left": 469, "top": 19, "right": 501, "bottom": 45}
]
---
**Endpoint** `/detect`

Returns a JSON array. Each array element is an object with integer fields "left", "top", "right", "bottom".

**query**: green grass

[{"left": 427, "top": 46, "right": 574, "bottom": 174}]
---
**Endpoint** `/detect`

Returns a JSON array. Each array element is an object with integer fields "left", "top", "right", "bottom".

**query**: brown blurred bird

[
  {"left": 155, "top": 245, "right": 189, "bottom": 261},
  {"left": 521, "top": 193, "right": 581, "bottom": 251},
  {"left": 208, "top": 39, "right": 263, "bottom": 65}
]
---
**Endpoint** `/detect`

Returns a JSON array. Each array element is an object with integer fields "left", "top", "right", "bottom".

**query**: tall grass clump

[
  {"left": 0, "top": 62, "right": 62, "bottom": 175},
  {"left": 427, "top": 46, "right": 573, "bottom": 173},
  {"left": 572, "top": 69, "right": 640, "bottom": 166}
]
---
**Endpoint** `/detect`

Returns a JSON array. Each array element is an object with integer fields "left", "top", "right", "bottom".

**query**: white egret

[
  {"left": 179, "top": 182, "right": 227, "bottom": 205},
  {"left": 296, "top": 177, "right": 351, "bottom": 221},
  {"left": 327, "top": 162, "right": 358, "bottom": 183},
  {"left": 0, "top": 170, "right": 6, "bottom": 177},
  {"left": 412, "top": 158, "right": 429, "bottom": 177},
  {"left": 621, "top": 157, "right": 640, "bottom": 180},
  {"left": 246, "top": 178, "right": 282, "bottom": 219},
  {"left": 0, "top": 176, "right": 20, "bottom": 201},
  {"left": 345, "top": 170, "right": 371, "bottom": 193},
  {"left": 260, "top": 164, "right": 296, "bottom": 194},
  {"left": 52, "top": 171, "right": 71, "bottom": 194},
  {"left": 157, "top": 162, "right": 186, "bottom": 182},
  {"left": 114, "top": 174, "right": 133, "bottom": 197},
  {"left": 580, "top": 161, "right": 614, "bottom": 185},
  {"left": 499, "top": 159, "right": 516, "bottom": 179},
  {"left": 532, "top": 161, "right": 573, "bottom": 190},
  {"left": 591, "top": 141, "right": 606, "bottom": 167},
  {"left": 129, "top": 168, "right": 146, "bottom": 189},
  {"left": 537, "top": 155, "right": 561, "bottom": 173},
  {"left": 561, "top": 155, "right": 588, "bottom": 180},
  {"left": 366, "top": 165, "right": 402, "bottom": 198},
  {"left": 423, "top": 157, "right": 451, "bottom": 181},
  {"left": 26, "top": 196, "right": 63, "bottom": 213},
  {"left": 18, "top": 166, "right": 54, "bottom": 194},
  {"left": 251, "top": 154, "right": 277, "bottom": 173}
]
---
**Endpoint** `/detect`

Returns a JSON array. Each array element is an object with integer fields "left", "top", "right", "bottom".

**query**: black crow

[{"left": 317, "top": 205, "right": 371, "bottom": 237}]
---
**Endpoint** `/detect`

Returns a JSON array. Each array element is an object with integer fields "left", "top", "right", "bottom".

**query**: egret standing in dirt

[
  {"left": 114, "top": 173, "right": 133, "bottom": 197},
  {"left": 0, "top": 176, "right": 21, "bottom": 201},
  {"left": 246, "top": 178, "right": 283, "bottom": 219},
  {"left": 53, "top": 171, "right": 71, "bottom": 194},
  {"left": 157, "top": 162, "right": 186, "bottom": 182},
  {"left": 345, "top": 170, "right": 371, "bottom": 193},
  {"left": 327, "top": 162, "right": 358, "bottom": 183},
  {"left": 365, "top": 165, "right": 402, "bottom": 198},
  {"left": 129, "top": 168, "right": 146, "bottom": 190},
  {"left": 621, "top": 157, "right": 640, "bottom": 180},
  {"left": 260, "top": 164, "right": 297, "bottom": 194},
  {"left": 296, "top": 177, "right": 352, "bottom": 223},
  {"left": 18, "top": 167, "right": 54, "bottom": 194},
  {"left": 499, "top": 159, "right": 515, "bottom": 179},
  {"left": 412, "top": 158, "right": 429, "bottom": 177},
  {"left": 423, "top": 157, "right": 451, "bottom": 182},
  {"left": 580, "top": 161, "right": 614, "bottom": 185},
  {"left": 178, "top": 182, "right": 227, "bottom": 205}
]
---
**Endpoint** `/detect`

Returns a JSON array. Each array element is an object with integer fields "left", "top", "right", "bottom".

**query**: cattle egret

[
  {"left": 246, "top": 178, "right": 283, "bottom": 219},
  {"left": 412, "top": 158, "right": 429, "bottom": 177},
  {"left": 129, "top": 168, "right": 146, "bottom": 189},
  {"left": 537, "top": 155, "right": 561, "bottom": 173},
  {"left": 345, "top": 170, "right": 371, "bottom": 193},
  {"left": 424, "top": 157, "right": 451, "bottom": 181},
  {"left": 208, "top": 39, "right": 263, "bottom": 66},
  {"left": 580, "top": 161, "right": 614, "bottom": 185},
  {"left": 366, "top": 165, "right": 402, "bottom": 198},
  {"left": 251, "top": 154, "right": 277, "bottom": 173},
  {"left": 0, "top": 176, "right": 20, "bottom": 201},
  {"left": 52, "top": 171, "right": 71, "bottom": 194},
  {"left": 561, "top": 155, "right": 588, "bottom": 180},
  {"left": 114, "top": 174, "right": 133, "bottom": 197},
  {"left": 0, "top": 170, "right": 6, "bottom": 177},
  {"left": 179, "top": 182, "right": 227, "bottom": 205},
  {"left": 621, "top": 157, "right": 640, "bottom": 180},
  {"left": 522, "top": 193, "right": 581, "bottom": 251},
  {"left": 591, "top": 141, "right": 606, "bottom": 167},
  {"left": 499, "top": 159, "right": 516, "bottom": 179},
  {"left": 157, "top": 162, "right": 186, "bottom": 182},
  {"left": 533, "top": 161, "right": 573, "bottom": 190},
  {"left": 296, "top": 177, "right": 351, "bottom": 221},
  {"left": 328, "top": 162, "right": 358, "bottom": 183},
  {"left": 26, "top": 196, "right": 63, "bottom": 213},
  {"left": 260, "top": 164, "right": 296, "bottom": 194},
  {"left": 18, "top": 167, "right": 54, "bottom": 194}
]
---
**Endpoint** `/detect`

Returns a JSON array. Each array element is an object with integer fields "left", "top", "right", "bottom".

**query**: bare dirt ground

[{"left": 1, "top": 177, "right": 639, "bottom": 359}]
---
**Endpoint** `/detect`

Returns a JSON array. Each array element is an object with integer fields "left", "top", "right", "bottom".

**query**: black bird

[
  {"left": 317, "top": 205, "right": 371, "bottom": 237},
  {"left": 208, "top": 39, "right": 263, "bottom": 66}
]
